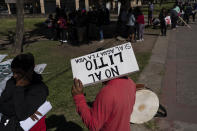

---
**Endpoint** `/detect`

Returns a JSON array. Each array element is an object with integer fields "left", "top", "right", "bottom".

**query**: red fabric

[
  {"left": 137, "top": 15, "right": 145, "bottom": 24},
  {"left": 73, "top": 78, "right": 136, "bottom": 131},
  {"left": 29, "top": 116, "right": 46, "bottom": 131},
  {"left": 58, "top": 17, "right": 67, "bottom": 29}
]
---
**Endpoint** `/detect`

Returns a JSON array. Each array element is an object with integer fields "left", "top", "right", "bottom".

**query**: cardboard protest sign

[
  {"left": 0, "top": 59, "right": 13, "bottom": 82},
  {"left": 20, "top": 101, "right": 52, "bottom": 131},
  {"left": 71, "top": 42, "right": 139, "bottom": 86},
  {"left": 34, "top": 64, "right": 47, "bottom": 74},
  {"left": 0, "top": 59, "right": 13, "bottom": 96}
]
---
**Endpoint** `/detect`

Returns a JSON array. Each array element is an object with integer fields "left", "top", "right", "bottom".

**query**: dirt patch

[
  {"left": 52, "top": 28, "right": 159, "bottom": 59},
  {"left": 1, "top": 28, "right": 159, "bottom": 58}
]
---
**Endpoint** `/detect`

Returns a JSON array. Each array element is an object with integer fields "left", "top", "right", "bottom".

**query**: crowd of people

[
  {"left": 118, "top": 6, "right": 145, "bottom": 42},
  {"left": 175, "top": 2, "right": 197, "bottom": 25},
  {"left": 45, "top": 6, "right": 147, "bottom": 44},
  {"left": 44, "top": 2, "right": 197, "bottom": 45},
  {"left": 153, "top": 2, "right": 197, "bottom": 34},
  {"left": 45, "top": 6, "right": 110, "bottom": 45}
]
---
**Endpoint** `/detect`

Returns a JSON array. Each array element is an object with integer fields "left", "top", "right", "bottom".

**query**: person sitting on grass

[
  {"left": 0, "top": 53, "right": 49, "bottom": 131},
  {"left": 152, "top": 17, "right": 160, "bottom": 29}
]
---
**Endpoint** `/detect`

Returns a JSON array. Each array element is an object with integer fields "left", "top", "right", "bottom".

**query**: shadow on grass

[
  {"left": 29, "top": 21, "right": 120, "bottom": 47},
  {"left": 0, "top": 31, "right": 15, "bottom": 43},
  {"left": 46, "top": 115, "right": 82, "bottom": 131},
  {"left": 144, "top": 33, "right": 160, "bottom": 36},
  {"left": 0, "top": 21, "right": 119, "bottom": 47},
  {"left": 91, "top": 47, "right": 105, "bottom": 53},
  {"left": 0, "top": 43, "right": 11, "bottom": 50},
  {"left": 30, "top": 22, "right": 48, "bottom": 37},
  {"left": 0, "top": 31, "right": 14, "bottom": 50},
  {"left": 0, "top": 29, "right": 39, "bottom": 50},
  {"left": 0, "top": 22, "right": 46, "bottom": 48},
  {"left": 44, "top": 67, "right": 71, "bottom": 84}
]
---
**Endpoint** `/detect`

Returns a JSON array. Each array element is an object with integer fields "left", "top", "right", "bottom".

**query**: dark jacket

[
  {"left": 97, "top": 9, "right": 105, "bottom": 26},
  {"left": 0, "top": 72, "right": 49, "bottom": 131},
  {"left": 159, "top": 12, "right": 166, "bottom": 25}
]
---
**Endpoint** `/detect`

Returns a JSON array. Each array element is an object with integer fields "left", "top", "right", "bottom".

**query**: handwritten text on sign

[{"left": 71, "top": 42, "right": 139, "bottom": 86}]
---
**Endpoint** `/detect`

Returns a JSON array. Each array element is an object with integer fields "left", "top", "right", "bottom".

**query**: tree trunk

[
  {"left": 160, "top": 0, "right": 163, "bottom": 6},
  {"left": 33, "top": 0, "right": 39, "bottom": 14},
  {"left": 13, "top": 0, "right": 24, "bottom": 54}
]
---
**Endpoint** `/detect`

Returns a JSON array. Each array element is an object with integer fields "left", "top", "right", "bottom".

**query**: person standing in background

[
  {"left": 97, "top": 7, "right": 105, "bottom": 43},
  {"left": 159, "top": 8, "right": 167, "bottom": 36},
  {"left": 57, "top": 14, "right": 68, "bottom": 44},
  {"left": 136, "top": 9, "right": 145, "bottom": 42},
  {"left": 193, "top": 2, "right": 197, "bottom": 22},
  {"left": 126, "top": 8, "right": 136, "bottom": 43},
  {"left": 185, "top": 3, "right": 193, "bottom": 24},
  {"left": 45, "top": 14, "right": 55, "bottom": 40},
  {"left": 148, "top": 2, "right": 154, "bottom": 25}
]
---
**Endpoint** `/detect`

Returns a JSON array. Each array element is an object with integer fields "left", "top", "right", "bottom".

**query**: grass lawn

[
  {"left": 142, "top": 2, "right": 175, "bottom": 15},
  {"left": 0, "top": 18, "right": 153, "bottom": 130},
  {"left": 0, "top": 18, "right": 45, "bottom": 39}
]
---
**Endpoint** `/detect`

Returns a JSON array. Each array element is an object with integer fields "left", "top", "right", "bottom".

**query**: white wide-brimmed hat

[{"left": 130, "top": 89, "right": 159, "bottom": 124}]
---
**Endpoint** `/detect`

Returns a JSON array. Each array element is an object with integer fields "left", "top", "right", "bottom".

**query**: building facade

[{"left": 2, "top": 0, "right": 141, "bottom": 15}]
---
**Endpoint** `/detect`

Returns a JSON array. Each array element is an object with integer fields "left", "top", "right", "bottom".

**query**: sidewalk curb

[
  {"left": 137, "top": 31, "right": 170, "bottom": 94},
  {"left": 130, "top": 30, "right": 171, "bottom": 130}
]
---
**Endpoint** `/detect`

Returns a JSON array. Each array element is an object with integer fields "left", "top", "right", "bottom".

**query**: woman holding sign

[
  {"left": 72, "top": 77, "right": 136, "bottom": 131},
  {"left": 0, "top": 53, "right": 49, "bottom": 131}
]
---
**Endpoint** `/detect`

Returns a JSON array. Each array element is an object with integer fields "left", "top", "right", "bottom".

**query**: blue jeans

[
  {"left": 99, "top": 26, "right": 103, "bottom": 40},
  {"left": 139, "top": 24, "right": 145, "bottom": 39}
]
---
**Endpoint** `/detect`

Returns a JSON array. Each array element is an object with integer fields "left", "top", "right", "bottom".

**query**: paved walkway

[
  {"left": 131, "top": 26, "right": 170, "bottom": 131},
  {"left": 158, "top": 23, "right": 197, "bottom": 131},
  {"left": 131, "top": 22, "right": 197, "bottom": 131}
]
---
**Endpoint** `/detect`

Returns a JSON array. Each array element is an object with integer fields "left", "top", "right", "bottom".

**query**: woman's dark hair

[
  {"left": 128, "top": 7, "right": 133, "bottom": 14},
  {"left": 49, "top": 14, "right": 53, "bottom": 19},
  {"left": 134, "top": 6, "right": 142, "bottom": 17},
  {"left": 173, "top": 3, "right": 177, "bottom": 8},
  {"left": 11, "top": 53, "right": 35, "bottom": 72},
  {"left": 161, "top": 7, "right": 166, "bottom": 13}
]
